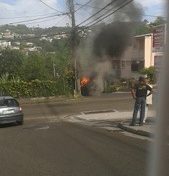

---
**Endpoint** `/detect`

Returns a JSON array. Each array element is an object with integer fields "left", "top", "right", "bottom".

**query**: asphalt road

[
  {"left": 0, "top": 122, "right": 150, "bottom": 176},
  {"left": 0, "top": 93, "right": 152, "bottom": 176},
  {"left": 22, "top": 93, "right": 134, "bottom": 119}
]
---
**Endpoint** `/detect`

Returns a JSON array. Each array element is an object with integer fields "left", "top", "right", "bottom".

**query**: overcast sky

[{"left": 0, "top": 0, "right": 165, "bottom": 28}]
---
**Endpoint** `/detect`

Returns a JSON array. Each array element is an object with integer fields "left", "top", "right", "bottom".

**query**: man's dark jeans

[{"left": 131, "top": 97, "right": 146, "bottom": 125}]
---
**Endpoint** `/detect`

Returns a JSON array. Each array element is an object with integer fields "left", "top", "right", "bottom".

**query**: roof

[{"left": 134, "top": 33, "right": 152, "bottom": 38}]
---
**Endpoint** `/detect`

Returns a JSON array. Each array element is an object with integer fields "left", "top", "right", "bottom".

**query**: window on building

[{"left": 131, "top": 61, "right": 144, "bottom": 72}]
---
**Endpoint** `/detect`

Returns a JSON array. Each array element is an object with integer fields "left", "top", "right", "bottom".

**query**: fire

[{"left": 80, "top": 77, "right": 90, "bottom": 87}]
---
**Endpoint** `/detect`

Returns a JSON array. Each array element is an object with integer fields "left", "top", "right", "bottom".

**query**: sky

[{"left": 0, "top": 0, "right": 165, "bottom": 28}]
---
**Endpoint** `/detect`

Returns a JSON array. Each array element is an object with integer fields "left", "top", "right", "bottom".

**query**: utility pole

[
  {"left": 53, "top": 63, "right": 56, "bottom": 78},
  {"left": 67, "top": 0, "right": 79, "bottom": 96}
]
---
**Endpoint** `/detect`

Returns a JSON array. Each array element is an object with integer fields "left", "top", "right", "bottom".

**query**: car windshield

[{"left": 0, "top": 99, "right": 19, "bottom": 107}]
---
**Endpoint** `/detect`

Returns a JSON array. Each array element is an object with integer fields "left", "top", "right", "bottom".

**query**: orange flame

[{"left": 80, "top": 77, "right": 90, "bottom": 87}]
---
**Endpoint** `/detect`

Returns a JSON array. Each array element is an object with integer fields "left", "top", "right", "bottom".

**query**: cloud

[
  {"left": 0, "top": 0, "right": 166, "bottom": 28},
  {"left": 136, "top": 0, "right": 165, "bottom": 13},
  {"left": 0, "top": 0, "right": 69, "bottom": 27},
  {"left": 137, "top": 0, "right": 164, "bottom": 6}
]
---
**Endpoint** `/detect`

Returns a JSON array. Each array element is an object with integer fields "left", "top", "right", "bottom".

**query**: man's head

[{"left": 139, "top": 76, "right": 146, "bottom": 85}]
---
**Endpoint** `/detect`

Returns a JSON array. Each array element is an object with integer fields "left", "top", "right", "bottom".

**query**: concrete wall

[{"left": 144, "top": 35, "right": 153, "bottom": 68}]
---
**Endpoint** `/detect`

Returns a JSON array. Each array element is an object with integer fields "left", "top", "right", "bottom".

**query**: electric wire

[
  {"left": 87, "top": 0, "right": 134, "bottom": 28},
  {"left": 39, "top": 0, "right": 64, "bottom": 13},
  {"left": 76, "top": 0, "right": 118, "bottom": 27},
  {"left": 7, "top": 13, "right": 69, "bottom": 25}
]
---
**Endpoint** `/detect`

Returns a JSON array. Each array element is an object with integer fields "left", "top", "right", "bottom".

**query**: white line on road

[{"left": 35, "top": 125, "right": 50, "bottom": 130}]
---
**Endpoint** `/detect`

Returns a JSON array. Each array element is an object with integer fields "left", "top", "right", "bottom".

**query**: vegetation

[
  {"left": 0, "top": 24, "right": 71, "bottom": 35},
  {"left": 134, "top": 16, "right": 166, "bottom": 35},
  {"left": 0, "top": 17, "right": 164, "bottom": 97},
  {"left": 140, "top": 66, "right": 156, "bottom": 83},
  {"left": 0, "top": 45, "right": 74, "bottom": 97},
  {"left": 0, "top": 49, "right": 24, "bottom": 77},
  {"left": 0, "top": 79, "right": 72, "bottom": 98}
]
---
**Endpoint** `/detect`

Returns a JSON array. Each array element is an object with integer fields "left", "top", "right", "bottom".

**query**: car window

[{"left": 0, "top": 99, "right": 19, "bottom": 107}]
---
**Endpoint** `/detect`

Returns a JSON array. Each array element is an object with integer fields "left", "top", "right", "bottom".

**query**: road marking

[{"left": 35, "top": 125, "right": 49, "bottom": 130}]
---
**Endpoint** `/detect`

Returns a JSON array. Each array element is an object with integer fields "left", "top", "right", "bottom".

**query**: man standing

[{"left": 131, "top": 76, "right": 152, "bottom": 126}]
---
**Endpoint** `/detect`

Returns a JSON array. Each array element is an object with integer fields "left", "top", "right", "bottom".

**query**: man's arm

[
  {"left": 131, "top": 88, "right": 136, "bottom": 99},
  {"left": 147, "top": 85, "right": 153, "bottom": 97}
]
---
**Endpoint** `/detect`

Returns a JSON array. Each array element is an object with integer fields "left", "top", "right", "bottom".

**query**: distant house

[
  {"left": 53, "top": 35, "right": 61, "bottom": 40},
  {"left": 0, "top": 40, "right": 11, "bottom": 49},
  {"left": 10, "top": 46, "right": 20, "bottom": 50},
  {"left": 61, "top": 33, "right": 68, "bottom": 38},
  {"left": 13, "top": 42, "right": 21, "bottom": 46},
  {"left": 23, "top": 46, "right": 42, "bottom": 52},
  {"left": 22, "top": 34, "right": 35, "bottom": 37},
  {"left": 40, "top": 36, "right": 53, "bottom": 42},
  {"left": 53, "top": 32, "right": 68, "bottom": 40},
  {"left": 3, "top": 29, "right": 14, "bottom": 39},
  {"left": 26, "top": 42, "right": 34, "bottom": 47}
]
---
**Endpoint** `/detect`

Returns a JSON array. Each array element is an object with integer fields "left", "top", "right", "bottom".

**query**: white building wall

[
  {"left": 0, "top": 41, "right": 11, "bottom": 48},
  {"left": 144, "top": 34, "right": 153, "bottom": 68}
]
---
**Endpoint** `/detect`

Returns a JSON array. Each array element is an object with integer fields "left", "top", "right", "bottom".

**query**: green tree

[
  {"left": 140, "top": 66, "right": 156, "bottom": 83},
  {"left": 134, "top": 20, "right": 151, "bottom": 35},
  {"left": 22, "top": 53, "right": 48, "bottom": 81},
  {"left": 150, "top": 16, "right": 166, "bottom": 27},
  {"left": 0, "top": 49, "right": 24, "bottom": 77}
]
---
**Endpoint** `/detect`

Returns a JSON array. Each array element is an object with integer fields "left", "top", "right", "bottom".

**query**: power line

[
  {"left": 26, "top": 14, "right": 69, "bottom": 27},
  {"left": 87, "top": 0, "right": 134, "bottom": 28},
  {"left": 76, "top": 0, "right": 118, "bottom": 27},
  {"left": 0, "top": 13, "right": 57, "bottom": 20},
  {"left": 75, "top": 2, "right": 104, "bottom": 10},
  {"left": 75, "top": 0, "right": 93, "bottom": 12},
  {"left": 84, "top": 0, "right": 126, "bottom": 26},
  {"left": 25, "top": 16, "right": 61, "bottom": 26},
  {"left": 39, "top": 0, "right": 64, "bottom": 13},
  {"left": 7, "top": 13, "right": 68, "bottom": 25},
  {"left": 75, "top": 2, "right": 166, "bottom": 20}
]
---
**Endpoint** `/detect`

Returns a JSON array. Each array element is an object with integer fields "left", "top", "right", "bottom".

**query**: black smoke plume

[
  {"left": 92, "top": 0, "right": 143, "bottom": 60},
  {"left": 93, "top": 22, "right": 132, "bottom": 59}
]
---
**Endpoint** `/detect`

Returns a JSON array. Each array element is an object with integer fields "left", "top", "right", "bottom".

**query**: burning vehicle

[{"left": 80, "top": 73, "right": 97, "bottom": 96}]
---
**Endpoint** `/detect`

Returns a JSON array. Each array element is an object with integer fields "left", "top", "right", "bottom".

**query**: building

[
  {"left": 23, "top": 46, "right": 42, "bottom": 53},
  {"left": 25, "top": 42, "right": 34, "bottom": 47},
  {"left": 107, "top": 34, "right": 155, "bottom": 79},
  {"left": 110, "top": 46, "right": 133, "bottom": 79},
  {"left": 2, "top": 29, "right": 14, "bottom": 39},
  {"left": 131, "top": 33, "right": 153, "bottom": 73},
  {"left": 118, "top": 25, "right": 165, "bottom": 79},
  {"left": 40, "top": 36, "right": 53, "bottom": 42},
  {"left": 13, "top": 42, "right": 21, "bottom": 46},
  {"left": 0, "top": 40, "right": 11, "bottom": 49},
  {"left": 10, "top": 46, "right": 20, "bottom": 50}
]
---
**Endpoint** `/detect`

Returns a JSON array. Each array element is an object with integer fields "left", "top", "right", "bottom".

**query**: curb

[
  {"left": 118, "top": 123, "right": 154, "bottom": 138},
  {"left": 19, "top": 97, "right": 80, "bottom": 105},
  {"left": 19, "top": 96, "right": 131, "bottom": 105},
  {"left": 81, "top": 109, "right": 118, "bottom": 115}
]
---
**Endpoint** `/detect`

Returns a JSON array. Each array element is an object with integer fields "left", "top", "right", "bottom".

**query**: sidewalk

[
  {"left": 67, "top": 110, "right": 155, "bottom": 138},
  {"left": 118, "top": 122, "right": 155, "bottom": 137}
]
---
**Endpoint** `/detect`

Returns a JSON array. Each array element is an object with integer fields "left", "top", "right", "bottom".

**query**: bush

[
  {"left": 140, "top": 66, "right": 156, "bottom": 83},
  {"left": 104, "top": 84, "right": 122, "bottom": 93},
  {"left": 0, "top": 79, "right": 72, "bottom": 98}
]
